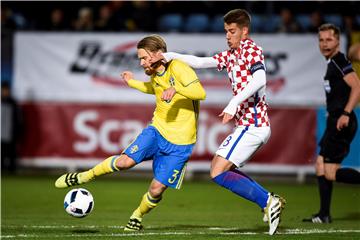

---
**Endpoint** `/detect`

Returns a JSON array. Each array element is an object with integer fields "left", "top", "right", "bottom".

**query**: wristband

[{"left": 342, "top": 110, "right": 351, "bottom": 117}]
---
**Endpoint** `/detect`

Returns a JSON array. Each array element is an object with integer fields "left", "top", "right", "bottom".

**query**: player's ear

[{"left": 241, "top": 26, "right": 249, "bottom": 35}]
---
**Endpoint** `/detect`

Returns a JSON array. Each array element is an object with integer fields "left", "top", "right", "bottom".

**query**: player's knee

[
  {"left": 210, "top": 156, "right": 232, "bottom": 179},
  {"left": 315, "top": 160, "right": 324, "bottom": 175},
  {"left": 115, "top": 155, "right": 136, "bottom": 170},
  {"left": 324, "top": 171, "right": 336, "bottom": 181},
  {"left": 210, "top": 169, "right": 219, "bottom": 179},
  {"left": 210, "top": 167, "right": 227, "bottom": 179},
  {"left": 149, "top": 183, "right": 166, "bottom": 198}
]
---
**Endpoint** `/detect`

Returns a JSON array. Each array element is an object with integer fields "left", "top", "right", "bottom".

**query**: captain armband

[{"left": 250, "top": 62, "right": 265, "bottom": 74}]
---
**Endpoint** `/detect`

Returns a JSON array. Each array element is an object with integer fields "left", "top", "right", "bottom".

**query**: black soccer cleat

[
  {"left": 55, "top": 173, "right": 81, "bottom": 188},
  {"left": 302, "top": 214, "right": 332, "bottom": 223},
  {"left": 124, "top": 218, "right": 143, "bottom": 231}
]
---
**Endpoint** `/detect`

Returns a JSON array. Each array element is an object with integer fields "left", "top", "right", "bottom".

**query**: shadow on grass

[
  {"left": 71, "top": 229, "right": 100, "bottom": 234},
  {"left": 333, "top": 212, "right": 360, "bottom": 221},
  {"left": 221, "top": 226, "right": 267, "bottom": 233},
  {"left": 147, "top": 224, "right": 216, "bottom": 230},
  {"left": 147, "top": 224, "right": 267, "bottom": 233}
]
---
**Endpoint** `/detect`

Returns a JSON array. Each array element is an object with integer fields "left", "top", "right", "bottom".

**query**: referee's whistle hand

[{"left": 336, "top": 115, "right": 349, "bottom": 131}]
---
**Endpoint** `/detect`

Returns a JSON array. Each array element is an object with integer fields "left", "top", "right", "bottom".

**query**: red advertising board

[{"left": 20, "top": 103, "right": 316, "bottom": 165}]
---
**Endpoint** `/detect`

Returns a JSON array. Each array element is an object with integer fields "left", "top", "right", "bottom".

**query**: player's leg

[
  {"left": 333, "top": 113, "right": 360, "bottom": 184},
  {"left": 55, "top": 126, "right": 158, "bottom": 188},
  {"left": 211, "top": 155, "right": 269, "bottom": 208},
  {"left": 302, "top": 155, "right": 333, "bottom": 223},
  {"left": 211, "top": 155, "right": 284, "bottom": 235},
  {"left": 54, "top": 154, "right": 135, "bottom": 188},
  {"left": 211, "top": 126, "right": 270, "bottom": 208},
  {"left": 211, "top": 126, "right": 284, "bottom": 235},
  {"left": 304, "top": 114, "right": 358, "bottom": 223},
  {"left": 125, "top": 131, "right": 194, "bottom": 231},
  {"left": 324, "top": 162, "right": 340, "bottom": 181},
  {"left": 335, "top": 167, "right": 360, "bottom": 183},
  {"left": 125, "top": 179, "right": 167, "bottom": 231}
]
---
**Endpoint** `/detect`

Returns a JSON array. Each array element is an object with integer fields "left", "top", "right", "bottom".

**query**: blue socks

[{"left": 213, "top": 169, "right": 269, "bottom": 209}]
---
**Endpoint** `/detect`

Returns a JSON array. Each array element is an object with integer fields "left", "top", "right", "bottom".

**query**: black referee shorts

[{"left": 319, "top": 112, "right": 358, "bottom": 164}]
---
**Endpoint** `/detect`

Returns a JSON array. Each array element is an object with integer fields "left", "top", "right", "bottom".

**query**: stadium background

[
  {"left": 2, "top": 0, "right": 360, "bottom": 179},
  {"left": 2, "top": 1, "right": 360, "bottom": 239}
]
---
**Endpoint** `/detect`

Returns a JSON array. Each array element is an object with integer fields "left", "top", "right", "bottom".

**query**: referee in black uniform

[{"left": 303, "top": 23, "right": 360, "bottom": 223}]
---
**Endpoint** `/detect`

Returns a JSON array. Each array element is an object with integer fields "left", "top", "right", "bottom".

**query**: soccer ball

[{"left": 64, "top": 188, "right": 94, "bottom": 218}]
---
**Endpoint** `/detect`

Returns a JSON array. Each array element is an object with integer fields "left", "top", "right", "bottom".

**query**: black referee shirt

[{"left": 323, "top": 51, "right": 354, "bottom": 114}]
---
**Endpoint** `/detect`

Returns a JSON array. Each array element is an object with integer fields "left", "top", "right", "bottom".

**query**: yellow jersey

[{"left": 128, "top": 59, "right": 206, "bottom": 145}]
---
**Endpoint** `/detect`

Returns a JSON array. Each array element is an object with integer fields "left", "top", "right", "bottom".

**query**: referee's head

[
  {"left": 318, "top": 23, "right": 340, "bottom": 59},
  {"left": 318, "top": 23, "right": 340, "bottom": 40}
]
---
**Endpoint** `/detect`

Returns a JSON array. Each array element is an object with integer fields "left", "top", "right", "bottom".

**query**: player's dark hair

[
  {"left": 137, "top": 34, "right": 167, "bottom": 53},
  {"left": 223, "top": 9, "right": 251, "bottom": 29},
  {"left": 318, "top": 23, "right": 340, "bottom": 40}
]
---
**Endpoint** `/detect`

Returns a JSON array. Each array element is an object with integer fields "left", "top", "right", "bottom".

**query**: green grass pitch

[{"left": 2, "top": 175, "right": 360, "bottom": 239}]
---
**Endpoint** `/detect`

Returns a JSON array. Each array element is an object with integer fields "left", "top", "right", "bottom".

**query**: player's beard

[{"left": 144, "top": 67, "right": 155, "bottom": 76}]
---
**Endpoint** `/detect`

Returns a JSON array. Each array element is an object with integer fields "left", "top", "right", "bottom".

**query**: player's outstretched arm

[
  {"left": 159, "top": 52, "right": 217, "bottom": 69},
  {"left": 121, "top": 71, "right": 154, "bottom": 94}
]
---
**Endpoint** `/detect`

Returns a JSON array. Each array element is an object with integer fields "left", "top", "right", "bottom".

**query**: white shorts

[{"left": 215, "top": 126, "right": 271, "bottom": 167}]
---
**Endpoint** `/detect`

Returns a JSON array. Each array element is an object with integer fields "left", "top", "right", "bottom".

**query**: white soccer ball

[{"left": 64, "top": 188, "right": 94, "bottom": 218}]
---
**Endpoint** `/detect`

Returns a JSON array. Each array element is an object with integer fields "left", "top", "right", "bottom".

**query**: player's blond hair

[
  {"left": 224, "top": 9, "right": 251, "bottom": 29},
  {"left": 318, "top": 23, "right": 340, "bottom": 40},
  {"left": 137, "top": 34, "right": 167, "bottom": 53}
]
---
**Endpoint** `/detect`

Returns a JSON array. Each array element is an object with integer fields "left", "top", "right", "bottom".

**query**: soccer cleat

[
  {"left": 302, "top": 214, "right": 332, "bottom": 223},
  {"left": 262, "top": 209, "right": 268, "bottom": 222},
  {"left": 55, "top": 173, "right": 82, "bottom": 188},
  {"left": 124, "top": 217, "right": 143, "bottom": 231},
  {"left": 262, "top": 193, "right": 286, "bottom": 223},
  {"left": 265, "top": 193, "right": 285, "bottom": 235}
]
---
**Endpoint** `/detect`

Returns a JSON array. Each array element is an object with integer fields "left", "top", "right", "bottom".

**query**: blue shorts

[{"left": 123, "top": 126, "right": 194, "bottom": 189}]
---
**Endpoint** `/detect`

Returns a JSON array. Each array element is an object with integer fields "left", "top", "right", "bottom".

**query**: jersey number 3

[{"left": 168, "top": 169, "right": 180, "bottom": 184}]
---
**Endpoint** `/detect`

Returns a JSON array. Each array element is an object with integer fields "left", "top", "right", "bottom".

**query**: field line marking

[{"left": 2, "top": 225, "right": 360, "bottom": 238}]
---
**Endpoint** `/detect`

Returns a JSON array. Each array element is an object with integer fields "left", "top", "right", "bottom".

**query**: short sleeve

[
  {"left": 333, "top": 53, "right": 354, "bottom": 76},
  {"left": 170, "top": 60, "right": 199, "bottom": 86},
  {"left": 213, "top": 50, "right": 229, "bottom": 71}
]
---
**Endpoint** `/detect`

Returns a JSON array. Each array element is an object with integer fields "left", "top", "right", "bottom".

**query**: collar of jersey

[
  {"left": 231, "top": 38, "right": 253, "bottom": 53},
  {"left": 156, "top": 69, "right": 167, "bottom": 76}
]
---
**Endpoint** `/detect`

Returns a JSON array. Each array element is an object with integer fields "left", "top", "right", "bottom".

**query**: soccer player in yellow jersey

[{"left": 55, "top": 34, "right": 206, "bottom": 231}]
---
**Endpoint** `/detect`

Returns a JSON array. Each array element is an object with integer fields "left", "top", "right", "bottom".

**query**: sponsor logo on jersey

[{"left": 130, "top": 145, "right": 139, "bottom": 154}]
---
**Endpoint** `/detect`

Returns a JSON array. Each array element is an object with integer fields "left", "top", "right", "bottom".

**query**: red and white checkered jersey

[{"left": 213, "top": 38, "right": 270, "bottom": 127}]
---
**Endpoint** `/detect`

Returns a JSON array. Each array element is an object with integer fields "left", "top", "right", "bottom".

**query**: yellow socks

[
  {"left": 78, "top": 155, "right": 120, "bottom": 183},
  {"left": 131, "top": 192, "right": 162, "bottom": 220}
]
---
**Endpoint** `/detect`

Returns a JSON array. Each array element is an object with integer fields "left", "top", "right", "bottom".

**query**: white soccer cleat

[
  {"left": 262, "top": 194, "right": 285, "bottom": 223},
  {"left": 265, "top": 193, "right": 285, "bottom": 235},
  {"left": 263, "top": 211, "right": 268, "bottom": 222}
]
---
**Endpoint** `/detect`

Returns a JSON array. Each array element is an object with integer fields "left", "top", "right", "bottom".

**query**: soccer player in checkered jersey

[
  {"left": 151, "top": 9, "right": 285, "bottom": 235},
  {"left": 302, "top": 24, "right": 360, "bottom": 224}
]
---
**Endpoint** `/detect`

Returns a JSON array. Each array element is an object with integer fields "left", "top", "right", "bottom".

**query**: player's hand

[
  {"left": 161, "top": 87, "right": 176, "bottom": 102},
  {"left": 219, "top": 112, "right": 234, "bottom": 124},
  {"left": 121, "top": 71, "right": 133, "bottom": 86},
  {"left": 337, "top": 115, "right": 349, "bottom": 131}
]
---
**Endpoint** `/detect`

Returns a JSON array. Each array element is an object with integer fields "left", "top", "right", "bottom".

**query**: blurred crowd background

[
  {"left": 1, "top": 1, "right": 359, "bottom": 34},
  {"left": 2, "top": 1, "right": 360, "bottom": 86}
]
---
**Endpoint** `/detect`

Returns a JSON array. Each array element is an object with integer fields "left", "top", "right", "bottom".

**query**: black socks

[
  {"left": 317, "top": 175, "right": 333, "bottom": 216},
  {"left": 336, "top": 168, "right": 360, "bottom": 184}
]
